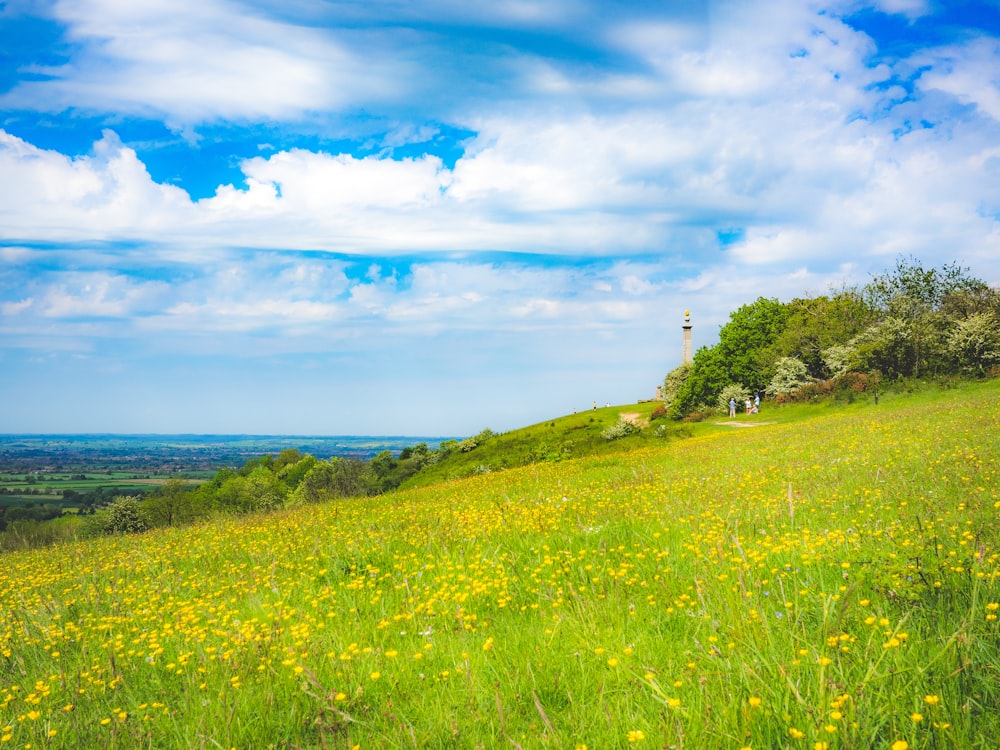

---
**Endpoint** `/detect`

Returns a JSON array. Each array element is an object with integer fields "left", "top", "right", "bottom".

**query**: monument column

[{"left": 682, "top": 310, "right": 692, "bottom": 365}]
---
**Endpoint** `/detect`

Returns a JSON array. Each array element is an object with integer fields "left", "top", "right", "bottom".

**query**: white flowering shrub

[
  {"left": 601, "top": 419, "right": 639, "bottom": 441},
  {"left": 717, "top": 384, "right": 750, "bottom": 414},
  {"left": 766, "top": 357, "right": 812, "bottom": 397}
]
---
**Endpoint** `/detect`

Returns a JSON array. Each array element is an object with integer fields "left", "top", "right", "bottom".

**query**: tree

[
  {"left": 822, "top": 343, "right": 854, "bottom": 378},
  {"left": 766, "top": 357, "right": 812, "bottom": 397},
  {"left": 277, "top": 455, "right": 318, "bottom": 489},
  {"left": 661, "top": 362, "right": 691, "bottom": 413},
  {"left": 273, "top": 448, "right": 305, "bottom": 472},
  {"left": 862, "top": 257, "right": 986, "bottom": 377},
  {"left": 143, "top": 478, "right": 197, "bottom": 528},
  {"left": 104, "top": 496, "right": 146, "bottom": 535},
  {"left": 946, "top": 312, "right": 1000, "bottom": 376},
  {"left": 288, "top": 462, "right": 339, "bottom": 506},
  {"left": 672, "top": 345, "right": 729, "bottom": 417},
  {"left": 242, "top": 467, "right": 285, "bottom": 512},
  {"left": 717, "top": 383, "right": 750, "bottom": 414},
  {"left": 716, "top": 297, "right": 790, "bottom": 389},
  {"left": 864, "top": 256, "right": 985, "bottom": 313},
  {"left": 850, "top": 317, "right": 918, "bottom": 379},
  {"left": 214, "top": 466, "right": 285, "bottom": 513},
  {"left": 288, "top": 458, "right": 374, "bottom": 504},
  {"left": 767, "top": 289, "right": 873, "bottom": 378}
]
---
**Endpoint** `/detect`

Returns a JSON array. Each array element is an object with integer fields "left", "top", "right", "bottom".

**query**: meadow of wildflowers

[{"left": 2, "top": 382, "right": 999, "bottom": 748}]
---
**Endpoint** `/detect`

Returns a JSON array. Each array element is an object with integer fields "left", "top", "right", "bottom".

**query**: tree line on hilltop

[{"left": 662, "top": 257, "right": 1000, "bottom": 419}]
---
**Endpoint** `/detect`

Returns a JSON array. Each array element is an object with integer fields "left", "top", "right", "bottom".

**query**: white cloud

[
  {"left": 3, "top": 0, "right": 403, "bottom": 122},
  {"left": 0, "top": 130, "right": 190, "bottom": 239},
  {"left": 226, "top": 150, "right": 450, "bottom": 211},
  {"left": 918, "top": 37, "right": 1000, "bottom": 122},
  {"left": 869, "top": 0, "right": 931, "bottom": 20},
  {"left": 41, "top": 272, "right": 171, "bottom": 318},
  {"left": 2, "top": 0, "right": 996, "bottom": 272},
  {"left": 1, "top": 298, "right": 33, "bottom": 316}
]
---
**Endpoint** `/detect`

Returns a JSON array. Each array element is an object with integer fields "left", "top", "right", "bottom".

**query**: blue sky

[{"left": 1, "top": 0, "right": 999, "bottom": 436}]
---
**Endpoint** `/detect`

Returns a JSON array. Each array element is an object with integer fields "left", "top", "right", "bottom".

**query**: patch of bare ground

[{"left": 619, "top": 411, "right": 649, "bottom": 428}]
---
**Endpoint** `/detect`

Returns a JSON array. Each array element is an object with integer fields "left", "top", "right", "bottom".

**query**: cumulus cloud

[
  {"left": 918, "top": 37, "right": 1000, "bottom": 122},
  {"left": 0, "top": 130, "right": 191, "bottom": 239}
]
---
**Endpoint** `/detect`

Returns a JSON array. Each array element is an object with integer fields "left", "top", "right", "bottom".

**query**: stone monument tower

[{"left": 682, "top": 310, "right": 692, "bottom": 365}]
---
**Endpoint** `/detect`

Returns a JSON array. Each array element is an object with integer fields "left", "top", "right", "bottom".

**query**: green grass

[
  {"left": 402, "top": 386, "right": 890, "bottom": 488},
  {"left": 1, "top": 381, "right": 999, "bottom": 748}
]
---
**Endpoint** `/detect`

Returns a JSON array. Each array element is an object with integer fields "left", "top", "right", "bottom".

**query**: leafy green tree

[
  {"left": 716, "top": 297, "right": 790, "bottom": 389},
  {"left": 864, "top": 256, "right": 985, "bottom": 313},
  {"left": 399, "top": 443, "right": 429, "bottom": 461},
  {"left": 238, "top": 454, "right": 274, "bottom": 476},
  {"left": 671, "top": 345, "right": 729, "bottom": 417},
  {"left": 273, "top": 448, "right": 305, "bottom": 472},
  {"left": 242, "top": 466, "right": 285, "bottom": 511},
  {"left": 862, "top": 257, "right": 986, "bottom": 377},
  {"left": 850, "top": 317, "right": 918, "bottom": 379},
  {"left": 768, "top": 290, "right": 873, "bottom": 378},
  {"left": 214, "top": 466, "right": 285, "bottom": 513},
  {"left": 277, "top": 455, "right": 318, "bottom": 489},
  {"left": 940, "top": 282, "right": 999, "bottom": 319},
  {"left": 143, "top": 478, "right": 197, "bottom": 528},
  {"left": 288, "top": 462, "right": 339, "bottom": 506}
]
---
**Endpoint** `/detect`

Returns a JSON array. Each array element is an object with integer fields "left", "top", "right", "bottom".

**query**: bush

[
  {"left": 650, "top": 404, "right": 668, "bottom": 420},
  {"left": 774, "top": 371, "right": 877, "bottom": 404},
  {"left": 718, "top": 384, "right": 750, "bottom": 414},
  {"left": 104, "top": 496, "right": 146, "bottom": 535},
  {"left": 682, "top": 409, "right": 709, "bottom": 423},
  {"left": 766, "top": 357, "right": 812, "bottom": 397},
  {"left": 661, "top": 363, "right": 691, "bottom": 412},
  {"left": 601, "top": 419, "right": 639, "bottom": 441},
  {"left": 946, "top": 312, "right": 1000, "bottom": 376}
]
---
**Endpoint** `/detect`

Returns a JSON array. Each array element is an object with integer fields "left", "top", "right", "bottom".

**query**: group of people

[{"left": 728, "top": 393, "right": 760, "bottom": 417}]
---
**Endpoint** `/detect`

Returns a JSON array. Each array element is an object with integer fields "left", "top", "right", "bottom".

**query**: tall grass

[{"left": 1, "top": 382, "right": 999, "bottom": 748}]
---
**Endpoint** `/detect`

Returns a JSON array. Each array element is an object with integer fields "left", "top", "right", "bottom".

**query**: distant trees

[
  {"left": 665, "top": 257, "right": 999, "bottom": 417},
  {"left": 67, "top": 437, "right": 467, "bottom": 539}
]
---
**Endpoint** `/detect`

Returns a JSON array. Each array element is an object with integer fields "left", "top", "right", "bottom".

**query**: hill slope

[
  {"left": 2, "top": 381, "right": 999, "bottom": 748},
  {"left": 402, "top": 383, "right": 886, "bottom": 488}
]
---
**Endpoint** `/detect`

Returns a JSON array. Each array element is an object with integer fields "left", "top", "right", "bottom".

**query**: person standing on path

[{"left": 729, "top": 398, "right": 737, "bottom": 417}]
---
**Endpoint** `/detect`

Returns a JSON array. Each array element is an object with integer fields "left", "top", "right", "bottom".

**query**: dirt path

[{"left": 714, "top": 421, "right": 776, "bottom": 428}]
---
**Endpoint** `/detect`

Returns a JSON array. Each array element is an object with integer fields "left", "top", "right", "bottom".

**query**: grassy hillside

[
  {"left": 400, "top": 401, "right": 677, "bottom": 487},
  {"left": 403, "top": 386, "right": 888, "bottom": 488},
  {"left": 1, "top": 381, "right": 999, "bottom": 748}
]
